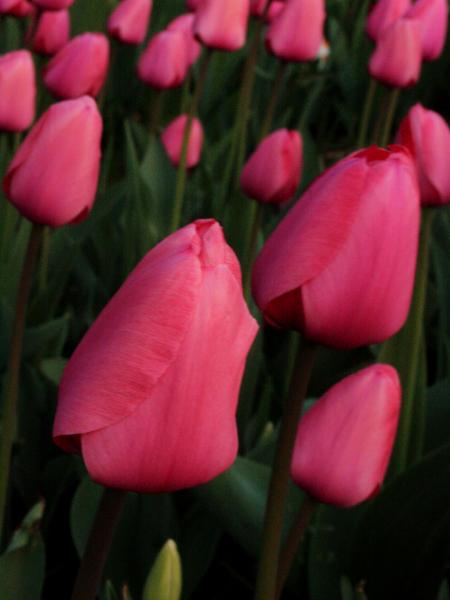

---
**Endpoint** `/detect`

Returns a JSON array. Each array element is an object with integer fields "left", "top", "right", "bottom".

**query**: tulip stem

[
  {"left": 379, "top": 87, "right": 400, "bottom": 147},
  {"left": 259, "top": 62, "right": 287, "bottom": 141},
  {"left": 170, "top": 50, "right": 212, "bottom": 233},
  {"left": 149, "top": 89, "right": 164, "bottom": 136},
  {"left": 38, "top": 226, "right": 51, "bottom": 294},
  {"left": 0, "top": 222, "right": 43, "bottom": 544},
  {"left": 254, "top": 340, "right": 318, "bottom": 600},
  {"left": 71, "top": 488, "right": 127, "bottom": 600},
  {"left": 357, "top": 78, "right": 376, "bottom": 148},
  {"left": 243, "top": 202, "right": 263, "bottom": 301}
]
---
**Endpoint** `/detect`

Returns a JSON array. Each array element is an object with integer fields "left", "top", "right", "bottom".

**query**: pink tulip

[
  {"left": 32, "top": 9, "right": 70, "bottom": 55},
  {"left": 194, "top": 0, "right": 250, "bottom": 52},
  {"left": 250, "top": 0, "right": 269, "bottom": 17},
  {"left": 397, "top": 104, "right": 450, "bottom": 206},
  {"left": 3, "top": 97, "right": 102, "bottom": 227},
  {"left": 291, "top": 364, "right": 401, "bottom": 507},
  {"left": 266, "top": 1, "right": 285, "bottom": 22},
  {"left": 161, "top": 115, "right": 204, "bottom": 168},
  {"left": 107, "top": 0, "right": 153, "bottom": 45},
  {"left": 0, "top": 0, "right": 32, "bottom": 15},
  {"left": 137, "top": 31, "right": 190, "bottom": 89},
  {"left": 252, "top": 146, "right": 420, "bottom": 349},
  {"left": 366, "top": 0, "right": 411, "bottom": 40},
  {"left": 186, "top": 0, "right": 202, "bottom": 10},
  {"left": 167, "top": 13, "right": 201, "bottom": 66},
  {"left": 266, "top": 0, "right": 326, "bottom": 61},
  {"left": 0, "top": 50, "right": 36, "bottom": 132},
  {"left": 31, "top": 0, "right": 74, "bottom": 9},
  {"left": 406, "top": 0, "right": 448, "bottom": 60},
  {"left": 369, "top": 17, "right": 422, "bottom": 87},
  {"left": 53, "top": 220, "right": 258, "bottom": 493},
  {"left": 43, "top": 33, "right": 110, "bottom": 99},
  {"left": 240, "top": 129, "right": 302, "bottom": 204}
]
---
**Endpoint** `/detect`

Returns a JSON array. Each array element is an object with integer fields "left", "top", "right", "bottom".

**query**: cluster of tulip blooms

[{"left": 0, "top": 0, "right": 449, "bottom": 598}]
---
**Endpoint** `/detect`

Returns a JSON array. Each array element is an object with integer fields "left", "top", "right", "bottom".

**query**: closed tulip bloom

[
  {"left": 250, "top": 0, "right": 269, "bottom": 17},
  {"left": 241, "top": 129, "right": 302, "bottom": 204},
  {"left": 3, "top": 96, "right": 102, "bottom": 227},
  {"left": 291, "top": 364, "right": 401, "bottom": 507},
  {"left": 0, "top": 0, "right": 32, "bottom": 16},
  {"left": 53, "top": 220, "right": 258, "bottom": 492},
  {"left": 31, "top": 0, "right": 73, "bottom": 9},
  {"left": 366, "top": 0, "right": 411, "bottom": 40},
  {"left": 137, "top": 31, "right": 190, "bottom": 89},
  {"left": 43, "top": 33, "right": 110, "bottom": 99},
  {"left": 0, "top": 50, "right": 36, "bottom": 132},
  {"left": 161, "top": 115, "right": 204, "bottom": 168},
  {"left": 252, "top": 146, "right": 420, "bottom": 349},
  {"left": 266, "top": 0, "right": 325, "bottom": 61},
  {"left": 406, "top": 0, "right": 448, "bottom": 60},
  {"left": 369, "top": 18, "right": 422, "bottom": 87},
  {"left": 107, "top": 0, "right": 152, "bottom": 45},
  {"left": 266, "top": 1, "right": 285, "bottom": 22},
  {"left": 194, "top": 0, "right": 250, "bottom": 52},
  {"left": 397, "top": 104, "right": 450, "bottom": 205},
  {"left": 32, "top": 10, "right": 70, "bottom": 55},
  {"left": 167, "top": 13, "right": 201, "bottom": 66}
]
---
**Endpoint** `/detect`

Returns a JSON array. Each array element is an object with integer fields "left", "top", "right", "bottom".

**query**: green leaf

[{"left": 39, "top": 357, "right": 67, "bottom": 385}]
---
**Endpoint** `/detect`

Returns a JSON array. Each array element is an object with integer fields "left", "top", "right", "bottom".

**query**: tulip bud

[
  {"left": 0, "top": 0, "right": 32, "bottom": 15},
  {"left": 3, "top": 96, "right": 102, "bottom": 227},
  {"left": 291, "top": 364, "right": 401, "bottom": 507},
  {"left": 31, "top": 0, "right": 74, "bottom": 9},
  {"left": 142, "top": 540, "right": 182, "bottom": 600},
  {"left": 396, "top": 104, "right": 450, "bottom": 206},
  {"left": 240, "top": 129, "right": 302, "bottom": 204},
  {"left": 406, "top": 0, "right": 448, "bottom": 60},
  {"left": 252, "top": 146, "right": 420, "bottom": 349},
  {"left": 161, "top": 115, "right": 204, "bottom": 168},
  {"left": 265, "top": 0, "right": 326, "bottom": 62},
  {"left": 137, "top": 31, "right": 190, "bottom": 89},
  {"left": 166, "top": 13, "right": 201, "bottom": 66},
  {"left": 107, "top": 0, "right": 153, "bottom": 46},
  {"left": 366, "top": 0, "right": 411, "bottom": 40},
  {"left": 266, "top": 1, "right": 285, "bottom": 22},
  {"left": 43, "top": 33, "right": 110, "bottom": 99},
  {"left": 194, "top": 0, "right": 250, "bottom": 52},
  {"left": 369, "top": 18, "right": 422, "bottom": 88},
  {"left": 0, "top": 50, "right": 36, "bottom": 132},
  {"left": 53, "top": 220, "right": 258, "bottom": 492},
  {"left": 32, "top": 9, "right": 70, "bottom": 55}
]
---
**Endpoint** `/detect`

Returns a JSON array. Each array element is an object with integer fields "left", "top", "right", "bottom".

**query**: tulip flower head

[
  {"left": 194, "top": 0, "right": 250, "bottom": 52},
  {"left": 3, "top": 96, "right": 102, "bottom": 227},
  {"left": 291, "top": 364, "right": 401, "bottom": 507},
  {"left": 167, "top": 13, "right": 201, "bottom": 66},
  {"left": 366, "top": 0, "right": 411, "bottom": 40},
  {"left": 0, "top": 0, "right": 32, "bottom": 15},
  {"left": 406, "top": 0, "right": 448, "bottom": 60},
  {"left": 252, "top": 145, "right": 420, "bottom": 349},
  {"left": 266, "top": 1, "right": 285, "bottom": 22},
  {"left": 0, "top": 50, "right": 36, "bottom": 132},
  {"left": 161, "top": 115, "right": 204, "bottom": 168},
  {"left": 137, "top": 31, "right": 190, "bottom": 89},
  {"left": 32, "top": 9, "right": 70, "bottom": 55},
  {"left": 107, "top": 0, "right": 153, "bottom": 45},
  {"left": 53, "top": 220, "right": 258, "bottom": 493}
]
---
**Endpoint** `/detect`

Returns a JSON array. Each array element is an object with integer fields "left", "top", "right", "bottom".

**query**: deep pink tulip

[
  {"left": 194, "top": 0, "right": 250, "bottom": 52},
  {"left": 240, "top": 129, "right": 302, "bottom": 204},
  {"left": 369, "top": 17, "right": 422, "bottom": 87},
  {"left": 406, "top": 0, "right": 448, "bottom": 60},
  {"left": 186, "top": 0, "right": 202, "bottom": 10},
  {"left": 252, "top": 146, "right": 420, "bottom": 349},
  {"left": 3, "top": 97, "right": 102, "bottom": 227},
  {"left": 366, "top": 0, "right": 411, "bottom": 40},
  {"left": 0, "top": 0, "right": 32, "bottom": 15},
  {"left": 161, "top": 115, "right": 204, "bottom": 168},
  {"left": 291, "top": 364, "right": 401, "bottom": 507},
  {"left": 250, "top": 0, "right": 269, "bottom": 17},
  {"left": 397, "top": 104, "right": 450, "bottom": 206},
  {"left": 266, "top": 0, "right": 325, "bottom": 61},
  {"left": 31, "top": 0, "right": 73, "bottom": 9},
  {"left": 0, "top": 50, "right": 35, "bottom": 132},
  {"left": 266, "top": 1, "right": 285, "bottom": 22},
  {"left": 43, "top": 33, "right": 110, "bottom": 99},
  {"left": 137, "top": 31, "right": 190, "bottom": 89},
  {"left": 107, "top": 0, "right": 152, "bottom": 45},
  {"left": 167, "top": 13, "right": 201, "bottom": 66},
  {"left": 53, "top": 220, "right": 258, "bottom": 493},
  {"left": 32, "top": 9, "right": 70, "bottom": 55}
]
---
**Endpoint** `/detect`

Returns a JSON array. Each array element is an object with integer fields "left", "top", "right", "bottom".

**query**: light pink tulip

[
  {"left": 3, "top": 97, "right": 102, "bottom": 227},
  {"left": 0, "top": 50, "right": 35, "bottom": 132},
  {"left": 366, "top": 0, "right": 411, "bottom": 40},
  {"left": 53, "top": 220, "right": 258, "bottom": 493},
  {"left": 161, "top": 115, "right": 204, "bottom": 168},
  {"left": 291, "top": 364, "right": 401, "bottom": 507},
  {"left": 406, "top": 0, "right": 448, "bottom": 60},
  {"left": 137, "top": 31, "right": 190, "bottom": 89},
  {"left": 31, "top": 0, "right": 73, "bottom": 9},
  {"left": 32, "top": 9, "right": 70, "bottom": 55},
  {"left": 194, "top": 0, "right": 250, "bottom": 52},
  {"left": 252, "top": 146, "right": 420, "bottom": 349},
  {"left": 107, "top": 0, "right": 153, "bottom": 45},
  {"left": 167, "top": 13, "right": 201, "bottom": 66},
  {"left": 397, "top": 104, "right": 450, "bottom": 206}
]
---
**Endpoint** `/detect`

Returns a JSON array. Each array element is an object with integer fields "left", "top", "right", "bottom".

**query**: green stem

[
  {"left": 149, "top": 89, "right": 164, "bottom": 136},
  {"left": 243, "top": 202, "right": 263, "bottom": 301},
  {"left": 254, "top": 340, "right": 318, "bottom": 600},
  {"left": 180, "top": 70, "right": 192, "bottom": 114},
  {"left": 170, "top": 50, "right": 212, "bottom": 233},
  {"left": 0, "top": 222, "right": 43, "bottom": 544},
  {"left": 356, "top": 78, "right": 376, "bottom": 148},
  {"left": 259, "top": 62, "right": 287, "bottom": 140},
  {"left": 379, "top": 87, "right": 400, "bottom": 147},
  {"left": 71, "top": 488, "right": 127, "bottom": 600},
  {"left": 38, "top": 226, "right": 51, "bottom": 294}
]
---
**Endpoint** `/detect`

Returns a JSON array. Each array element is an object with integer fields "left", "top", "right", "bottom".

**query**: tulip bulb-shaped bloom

[
  {"left": 137, "top": 31, "right": 190, "bottom": 89},
  {"left": 3, "top": 97, "right": 102, "bottom": 227},
  {"left": 161, "top": 115, "right": 204, "bottom": 168},
  {"left": 406, "top": 0, "right": 448, "bottom": 60},
  {"left": 0, "top": 0, "right": 32, "bottom": 15},
  {"left": 240, "top": 129, "right": 302, "bottom": 204},
  {"left": 53, "top": 220, "right": 258, "bottom": 492},
  {"left": 43, "top": 33, "right": 110, "bottom": 99},
  {"left": 266, "top": 1, "right": 285, "bottom": 22},
  {"left": 397, "top": 104, "right": 450, "bottom": 206},
  {"left": 32, "top": 10, "right": 70, "bottom": 55},
  {"left": 167, "top": 13, "right": 201, "bottom": 66},
  {"left": 369, "top": 18, "right": 422, "bottom": 87},
  {"left": 31, "top": 0, "right": 73, "bottom": 9},
  {"left": 291, "top": 364, "right": 401, "bottom": 507},
  {"left": 194, "top": 0, "right": 250, "bottom": 52},
  {"left": 107, "top": 0, "right": 153, "bottom": 45},
  {"left": 250, "top": 0, "right": 270, "bottom": 17},
  {"left": 266, "top": 0, "right": 325, "bottom": 61},
  {"left": 252, "top": 146, "right": 420, "bottom": 349},
  {"left": 0, "top": 50, "right": 36, "bottom": 132},
  {"left": 366, "top": 0, "right": 411, "bottom": 40}
]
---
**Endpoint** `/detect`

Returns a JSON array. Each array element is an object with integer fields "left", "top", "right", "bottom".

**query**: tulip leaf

[{"left": 39, "top": 357, "right": 67, "bottom": 386}]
